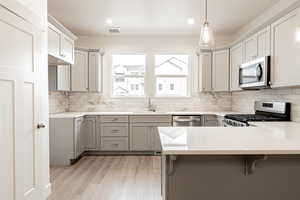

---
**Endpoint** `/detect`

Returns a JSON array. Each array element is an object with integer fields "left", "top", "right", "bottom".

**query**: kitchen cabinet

[
  {"left": 48, "top": 24, "right": 61, "bottom": 58},
  {"left": 71, "top": 50, "right": 89, "bottom": 92},
  {"left": 89, "top": 51, "right": 102, "bottom": 92},
  {"left": 257, "top": 26, "right": 271, "bottom": 57},
  {"left": 60, "top": 34, "right": 74, "bottom": 64},
  {"left": 99, "top": 116, "right": 129, "bottom": 151},
  {"left": 212, "top": 49, "right": 230, "bottom": 92},
  {"left": 71, "top": 49, "right": 102, "bottom": 92},
  {"left": 48, "top": 16, "right": 76, "bottom": 65},
  {"left": 48, "top": 65, "right": 70, "bottom": 91},
  {"left": 83, "top": 116, "right": 98, "bottom": 151},
  {"left": 271, "top": 8, "right": 300, "bottom": 88},
  {"left": 202, "top": 115, "right": 218, "bottom": 127},
  {"left": 198, "top": 52, "right": 212, "bottom": 92},
  {"left": 243, "top": 35, "right": 258, "bottom": 62},
  {"left": 230, "top": 43, "right": 243, "bottom": 91},
  {"left": 50, "top": 117, "right": 84, "bottom": 165},
  {"left": 130, "top": 116, "right": 172, "bottom": 152},
  {"left": 243, "top": 26, "right": 271, "bottom": 63},
  {"left": 75, "top": 117, "right": 85, "bottom": 158}
]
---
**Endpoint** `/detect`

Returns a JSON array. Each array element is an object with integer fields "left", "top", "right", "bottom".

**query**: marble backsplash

[
  {"left": 49, "top": 92, "right": 232, "bottom": 113},
  {"left": 49, "top": 91, "right": 69, "bottom": 114},
  {"left": 232, "top": 88, "right": 300, "bottom": 122}
]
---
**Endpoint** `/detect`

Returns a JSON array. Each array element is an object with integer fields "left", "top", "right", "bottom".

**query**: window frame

[
  {"left": 154, "top": 54, "right": 191, "bottom": 98},
  {"left": 110, "top": 53, "right": 147, "bottom": 98}
]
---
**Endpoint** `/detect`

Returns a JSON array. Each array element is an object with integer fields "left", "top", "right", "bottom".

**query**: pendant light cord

[{"left": 205, "top": 0, "right": 208, "bottom": 22}]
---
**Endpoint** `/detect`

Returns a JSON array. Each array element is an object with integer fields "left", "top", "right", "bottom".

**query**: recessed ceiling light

[
  {"left": 106, "top": 18, "right": 113, "bottom": 25},
  {"left": 187, "top": 18, "right": 195, "bottom": 25}
]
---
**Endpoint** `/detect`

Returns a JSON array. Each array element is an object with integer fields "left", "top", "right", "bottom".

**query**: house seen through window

[
  {"left": 112, "top": 54, "right": 145, "bottom": 96},
  {"left": 155, "top": 55, "right": 189, "bottom": 96}
]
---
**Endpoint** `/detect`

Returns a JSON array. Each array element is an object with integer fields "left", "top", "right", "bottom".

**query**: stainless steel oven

[{"left": 239, "top": 56, "right": 270, "bottom": 89}]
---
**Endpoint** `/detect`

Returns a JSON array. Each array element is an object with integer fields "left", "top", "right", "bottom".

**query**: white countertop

[
  {"left": 158, "top": 122, "right": 300, "bottom": 155},
  {"left": 49, "top": 111, "right": 241, "bottom": 118}
]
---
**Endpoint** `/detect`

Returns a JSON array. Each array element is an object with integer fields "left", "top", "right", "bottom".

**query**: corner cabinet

[
  {"left": 212, "top": 49, "right": 230, "bottom": 92},
  {"left": 71, "top": 50, "right": 89, "bottom": 92},
  {"left": 270, "top": 8, "right": 300, "bottom": 88},
  {"left": 71, "top": 49, "right": 102, "bottom": 92},
  {"left": 230, "top": 43, "right": 243, "bottom": 91},
  {"left": 83, "top": 116, "right": 98, "bottom": 151},
  {"left": 198, "top": 52, "right": 212, "bottom": 92}
]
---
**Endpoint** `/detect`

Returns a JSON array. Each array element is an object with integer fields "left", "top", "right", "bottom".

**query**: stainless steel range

[{"left": 224, "top": 101, "right": 291, "bottom": 127}]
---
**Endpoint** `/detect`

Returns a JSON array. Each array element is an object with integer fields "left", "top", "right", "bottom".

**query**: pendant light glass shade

[
  {"left": 295, "top": 26, "right": 300, "bottom": 42},
  {"left": 199, "top": 0, "right": 215, "bottom": 47},
  {"left": 199, "top": 21, "right": 215, "bottom": 47}
]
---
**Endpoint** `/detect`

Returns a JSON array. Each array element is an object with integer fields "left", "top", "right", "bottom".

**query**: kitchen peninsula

[{"left": 159, "top": 122, "right": 300, "bottom": 200}]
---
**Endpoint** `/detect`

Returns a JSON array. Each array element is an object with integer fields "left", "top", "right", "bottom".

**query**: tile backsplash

[
  {"left": 49, "top": 91, "right": 69, "bottom": 114},
  {"left": 49, "top": 92, "right": 232, "bottom": 113},
  {"left": 50, "top": 88, "right": 300, "bottom": 122},
  {"left": 232, "top": 88, "right": 300, "bottom": 122}
]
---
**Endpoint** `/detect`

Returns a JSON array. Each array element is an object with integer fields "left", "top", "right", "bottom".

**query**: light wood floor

[{"left": 48, "top": 156, "right": 162, "bottom": 200}]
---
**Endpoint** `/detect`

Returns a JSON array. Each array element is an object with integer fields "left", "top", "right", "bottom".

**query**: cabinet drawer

[
  {"left": 102, "top": 124, "right": 128, "bottom": 137},
  {"left": 101, "top": 137, "right": 129, "bottom": 151},
  {"left": 130, "top": 115, "right": 172, "bottom": 123},
  {"left": 100, "top": 116, "right": 129, "bottom": 123}
]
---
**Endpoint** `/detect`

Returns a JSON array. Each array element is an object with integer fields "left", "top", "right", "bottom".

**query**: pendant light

[{"left": 199, "top": 0, "right": 215, "bottom": 47}]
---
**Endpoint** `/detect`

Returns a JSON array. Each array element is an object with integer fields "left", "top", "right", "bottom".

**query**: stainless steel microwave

[{"left": 239, "top": 56, "right": 270, "bottom": 89}]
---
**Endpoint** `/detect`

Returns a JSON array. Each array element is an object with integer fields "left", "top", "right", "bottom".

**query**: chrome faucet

[{"left": 147, "top": 97, "right": 156, "bottom": 112}]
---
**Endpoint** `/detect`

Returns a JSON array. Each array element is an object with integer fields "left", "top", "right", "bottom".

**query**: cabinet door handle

[{"left": 111, "top": 129, "right": 120, "bottom": 133}]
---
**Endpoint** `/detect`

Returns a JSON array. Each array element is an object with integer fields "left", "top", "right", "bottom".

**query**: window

[
  {"left": 112, "top": 54, "right": 145, "bottom": 96},
  {"left": 155, "top": 55, "right": 189, "bottom": 96}
]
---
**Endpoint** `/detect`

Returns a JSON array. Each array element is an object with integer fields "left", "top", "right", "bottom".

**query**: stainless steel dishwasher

[{"left": 172, "top": 116, "right": 202, "bottom": 127}]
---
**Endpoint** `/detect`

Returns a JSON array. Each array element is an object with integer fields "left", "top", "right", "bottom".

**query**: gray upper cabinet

[
  {"left": 48, "top": 19, "right": 76, "bottom": 65},
  {"left": 72, "top": 50, "right": 89, "bottom": 92},
  {"left": 198, "top": 52, "right": 212, "bottom": 92},
  {"left": 83, "top": 117, "right": 98, "bottom": 151},
  {"left": 230, "top": 43, "right": 243, "bottom": 91},
  {"left": 71, "top": 49, "right": 102, "bottom": 92},
  {"left": 243, "top": 34, "right": 258, "bottom": 62},
  {"left": 271, "top": 8, "right": 300, "bottom": 88},
  {"left": 257, "top": 26, "right": 271, "bottom": 57},
  {"left": 48, "top": 65, "right": 70, "bottom": 91},
  {"left": 88, "top": 51, "right": 102, "bottom": 92},
  {"left": 243, "top": 26, "right": 271, "bottom": 63},
  {"left": 212, "top": 49, "right": 230, "bottom": 92}
]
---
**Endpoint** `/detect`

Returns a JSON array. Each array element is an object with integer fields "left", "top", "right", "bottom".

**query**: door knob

[{"left": 37, "top": 124, "right": 46, "bottom": 129}]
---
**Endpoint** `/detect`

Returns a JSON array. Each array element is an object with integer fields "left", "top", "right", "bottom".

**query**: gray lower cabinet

[
  {"left": 99, "top": 116, "right": 129, "bottom": 151},
  {"left": 83, "top": 116, "right": 98, "bottom": 151},
  {"left": 202, "top": 115, "right": 219, "bottom": 127},
  {"left": 50, "top": 117, "right": 84, "bottom": 165},
  {"left": 130, "top": 116, "right": 172, "bottom": 152}
]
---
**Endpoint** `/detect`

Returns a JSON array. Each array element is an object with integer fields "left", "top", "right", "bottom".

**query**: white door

[
  {"left": 0, "top": 6, "right": 43, "bottom": 200},
  {"left": 60, "top": 35, "right": 74, "bottom": 64},
  {"left": 71, "top": 50, "right": 88, "bottom": 91}
]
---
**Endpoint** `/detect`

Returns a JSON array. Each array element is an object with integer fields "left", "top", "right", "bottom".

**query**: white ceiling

[{"left": 48, "top": 0, "right": 280, "bottom": 36}]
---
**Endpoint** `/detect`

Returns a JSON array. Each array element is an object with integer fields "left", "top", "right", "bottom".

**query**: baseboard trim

[{"left": 44, "top": 183, "right": 52, "bottom": 198}]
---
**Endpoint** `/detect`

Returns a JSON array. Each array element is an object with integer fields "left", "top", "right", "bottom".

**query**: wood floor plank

[{"left": 48, "top": 156, "right": 161, "bottom": 200}]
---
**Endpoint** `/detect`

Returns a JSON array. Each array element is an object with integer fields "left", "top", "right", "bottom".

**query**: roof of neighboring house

[{"left": 156, "top": 57, "right": 187, "bottom": 70}]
